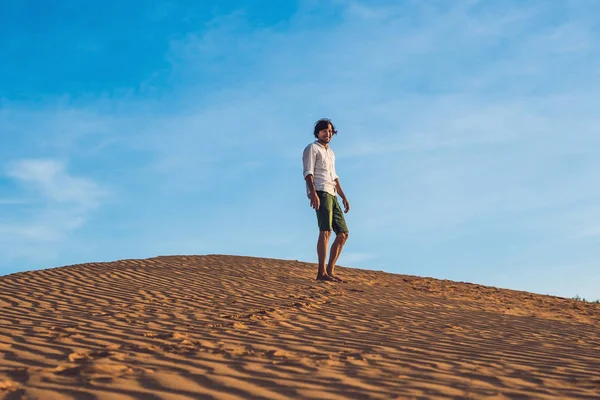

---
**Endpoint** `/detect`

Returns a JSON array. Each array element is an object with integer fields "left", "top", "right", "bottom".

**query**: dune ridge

[{"left": 0, "top": 254, "right": 599, "bottom": 399}]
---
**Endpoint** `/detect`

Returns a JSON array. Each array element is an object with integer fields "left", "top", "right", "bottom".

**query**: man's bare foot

[
  {"left": 316, "top": 273, "right": 334, "bottom": 282},
  {"left": 329, "top": 275, "right": 346, "bottom": 283}
]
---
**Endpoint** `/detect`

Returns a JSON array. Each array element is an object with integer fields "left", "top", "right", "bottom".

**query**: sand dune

[{"left": 0, "top": 254, "right": 598, "bottom": 399}]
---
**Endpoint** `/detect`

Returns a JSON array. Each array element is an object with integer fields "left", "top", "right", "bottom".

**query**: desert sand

[{"left": 0, "top": 254, "right": 598, "bottom": 399}]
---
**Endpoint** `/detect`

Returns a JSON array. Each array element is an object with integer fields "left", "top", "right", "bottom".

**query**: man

[{"left": 302, "top": 118, "right": 350, "bottom": 282}]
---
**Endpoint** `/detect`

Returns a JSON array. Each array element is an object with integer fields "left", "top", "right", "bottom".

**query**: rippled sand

[{"left": 1, "top": 255, "right": 598, "bottom": 399}]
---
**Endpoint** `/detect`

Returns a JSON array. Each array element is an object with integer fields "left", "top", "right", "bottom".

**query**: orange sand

[{"left": 0, "top": 255, "right": 598, "bottom": 399}]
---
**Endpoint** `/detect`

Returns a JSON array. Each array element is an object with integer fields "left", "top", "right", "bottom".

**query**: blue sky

[{"left": 1, "top": 0, "right": 600, "bottom": 300}]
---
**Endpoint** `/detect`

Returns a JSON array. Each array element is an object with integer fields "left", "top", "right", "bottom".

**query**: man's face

[{"left": 317, "top": 124, "right": 333, "bottom": 143}]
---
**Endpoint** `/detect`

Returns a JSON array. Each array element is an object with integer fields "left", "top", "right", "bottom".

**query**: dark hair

[{"left": 313, "top": 118, "right": 338, "bottom": 138}]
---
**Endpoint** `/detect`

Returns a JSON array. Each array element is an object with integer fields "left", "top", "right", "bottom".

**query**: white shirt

[{"left": 302, "top": 141, "right": 339, "bottom": 197}]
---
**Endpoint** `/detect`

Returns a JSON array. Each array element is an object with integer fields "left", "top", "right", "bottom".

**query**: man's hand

[
  {"left": 309, "top": 191, "right": 320, "bottom": 210},
  {"left": 342, "top": 197, "right": 350, "bottom": 213}
]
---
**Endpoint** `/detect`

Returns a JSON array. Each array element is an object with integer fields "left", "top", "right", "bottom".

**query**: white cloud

[
  {"left": 1, "top": 159, "right": 106, "bottom": 266},
  {"left": 338, "top": 252, "right": 376, "bottom": 266},
  {"left": 6, "top": 159, "right": 105, "bottom": 207}
]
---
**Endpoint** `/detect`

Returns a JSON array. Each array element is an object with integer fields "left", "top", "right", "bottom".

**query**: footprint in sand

[
  {"left": 53, "top": 362, "right": 135, "bottom": 380},
  {"left": 68, "top": 350, "right": 112, "bottom": 363},
  {"left": 0, "top": 378, "right": 21, "bottom": 392}
]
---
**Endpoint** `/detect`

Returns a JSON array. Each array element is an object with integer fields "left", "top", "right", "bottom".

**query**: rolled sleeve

[{"left": 302, "top": 145, "right": 315, "bottom": 178}]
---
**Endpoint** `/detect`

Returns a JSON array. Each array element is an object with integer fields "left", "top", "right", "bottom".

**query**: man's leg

[
  {"left": 326, "top": 232, "right": 349, "bottom": 276},
  {"left": 326, "top": 196, "right": 349, "bottom": 277},
  {"left": 317, "top": 230, "right": 332, "bottom": 277},
  {"left": 315, "top": 192, "right": 335, "bottom": 279}
]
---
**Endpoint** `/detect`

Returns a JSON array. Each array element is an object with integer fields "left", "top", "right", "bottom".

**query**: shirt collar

[{"left": 314, "top": 140, "right": 329, "bottom": 149}]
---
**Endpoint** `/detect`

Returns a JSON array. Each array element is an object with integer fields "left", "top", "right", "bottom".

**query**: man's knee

[
  {"left": 337, "top": 232, "right": 349, "bottom": 242},
  {"left": 320, "top": 230, "right": 332, "bottom": 240}
]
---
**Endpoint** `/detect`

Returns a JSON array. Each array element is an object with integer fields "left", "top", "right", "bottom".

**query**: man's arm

[
  {"left": 305, "top": 174, "right": 320, "bottom": 210},
  {"left": 303, "top": 145, "right": 320, "bottom": 210},
  {"left": 302, "top": 145, "right": 316, "bottom": 180},
  {"left": 305, "top": 174, "right": 316, "bottom": 193},
  {"left": 335, "top": 178, "right": 350, "bottom": 213}
]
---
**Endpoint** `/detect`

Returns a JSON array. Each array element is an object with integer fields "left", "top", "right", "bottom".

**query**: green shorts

[{"left": 316, "top": 191, "right": 349, "bottom": 234}]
